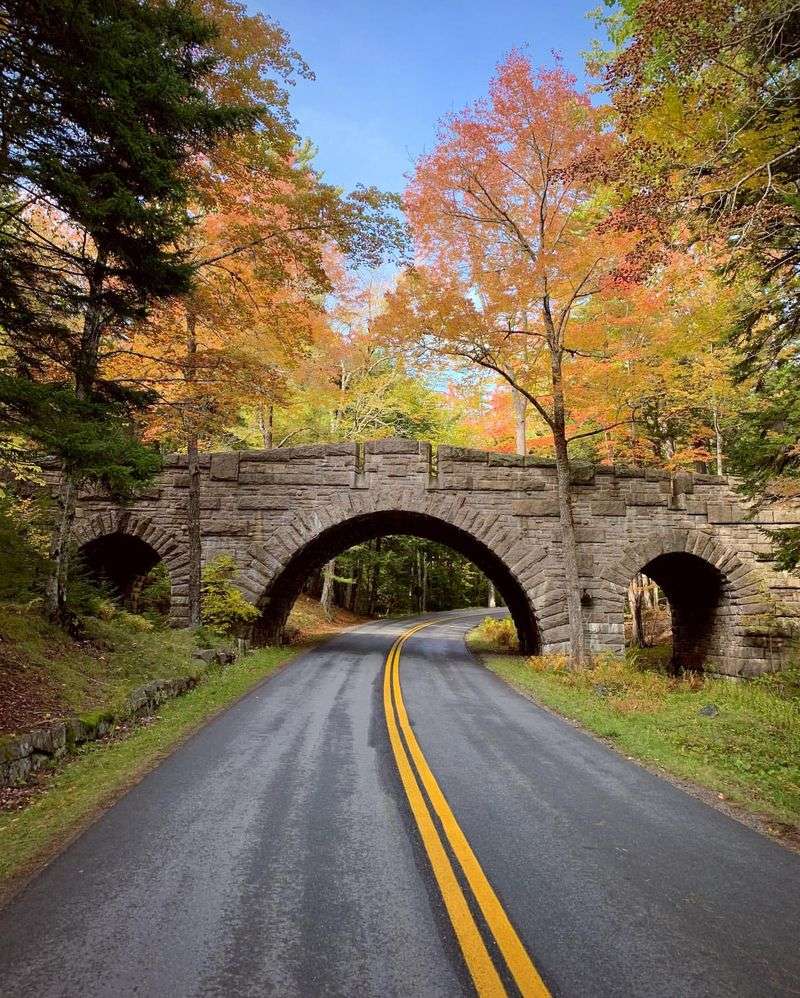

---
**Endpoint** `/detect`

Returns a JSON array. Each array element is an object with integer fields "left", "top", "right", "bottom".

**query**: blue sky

[{"left": 251, "top": 1, "right": 602, "bottom": 196}]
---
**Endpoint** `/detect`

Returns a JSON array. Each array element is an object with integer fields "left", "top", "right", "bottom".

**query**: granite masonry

[{"left": 62, "top": 438, "right": 800, "bottom": 677}]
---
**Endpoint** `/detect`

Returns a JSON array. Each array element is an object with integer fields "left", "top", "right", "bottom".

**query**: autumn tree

[
  {"left": 385, "top": 55, "right": 648, "bottom": 665},
  {"left": 0, "top": 0, "right": 261, "bottom": 621},
  {"left": 571, "top": 252, "right": 748, "bottom": 472},
  {"left": 109, "top": 3, "right": 405, "bottom": 623},
  {"left": 596, "top": 0, "right": 800, "bottom": 552}
]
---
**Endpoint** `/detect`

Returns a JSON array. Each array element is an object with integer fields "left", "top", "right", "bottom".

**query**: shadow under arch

[
  {"left": 77, "top": 532, "right": 162, "bottom": 607},
  {"left": 253, "top": 510, "right": 541, "bottom": 653},
  {"left": 635, "top": 551, "right": 726, "bottom": 671}
]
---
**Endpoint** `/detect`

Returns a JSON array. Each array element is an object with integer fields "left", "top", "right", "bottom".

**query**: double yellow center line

[{"left": 382, "top": 618, "right": 550, "bottom": 997}]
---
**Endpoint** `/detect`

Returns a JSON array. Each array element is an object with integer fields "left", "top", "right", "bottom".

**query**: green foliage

[
  {"left": 727, "top": 365, "right": 800, "bottom": 500},
  {"left": 0, "top": 375, "right": 161, "bottom": 495},
  {"left": 327, "top": 535, "right": 497, "bottom": 617},
  {"left": 726, "top": 363, "right": 800, "bottom": 567},
  {"left": 62, "top": 568, "right": 112, "bottom": 620},
  {"left": 333, "top": 355, "right": 460, "bottom": 443},
  {"left": 0, "top": 0, "right": 253, "bottom": 551},
  {"left": 0, "top": 493, "right": 50, "bottom": 600},
  {"left": 0, "top": 602, "right": 202, "bottom": 729},
  {"left": 0, "top": 0, "right": 252, "bottom": 332},
  {"left": 137, "top": 563, "right": 171, "bottom": 622},
  {"left": 201, "top": 553, "right": 259, "bottom": 635}
]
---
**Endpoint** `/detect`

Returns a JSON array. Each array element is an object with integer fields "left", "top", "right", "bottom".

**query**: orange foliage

[{"left": 383, "top": 52, "right": 734, "bottom": 471}]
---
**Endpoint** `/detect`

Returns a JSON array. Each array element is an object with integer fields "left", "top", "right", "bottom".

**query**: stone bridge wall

[{"left": 67, "top": 438, "right": 800, "bottom": 677}]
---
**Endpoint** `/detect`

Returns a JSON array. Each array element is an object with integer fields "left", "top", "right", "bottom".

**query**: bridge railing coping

[{"left": 159, "top": 438, "right": 734, "bottom": 490}]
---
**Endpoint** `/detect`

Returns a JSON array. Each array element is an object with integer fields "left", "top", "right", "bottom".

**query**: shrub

[
  {"left": 0, "top": 493, "right": 50, "bottom": 600},
  {"left": 201, "top": 554, "right": 259, "bottom": 636},
  {"left": 474, "top": 615, "right": 520, "bottom": 651},
  {"left": 137, "top": 563, "right": 171, "bottom": 619},
  {"left": 116, "top": 610, "right": 154, "bottom": 632}
]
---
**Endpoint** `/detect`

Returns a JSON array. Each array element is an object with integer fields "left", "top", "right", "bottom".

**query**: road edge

[
  {"left": 462, "top": 623, "right": 800, "bottom": 856},
  {"left": 0, "top": 644, "right": 311, "bottom": 909}
]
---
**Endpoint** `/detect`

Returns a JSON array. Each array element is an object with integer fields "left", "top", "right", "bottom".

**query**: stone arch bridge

[{"left": 65, "top": 438, "right": 800, "bottom": 677}]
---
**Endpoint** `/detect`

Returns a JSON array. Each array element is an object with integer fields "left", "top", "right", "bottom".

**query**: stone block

[
  {"left": 569, "top": 463, "right": 595, "bottom": 485},
  {"left": 684, "top": 499, "right": 708, "bottom": 516},
  {"left": 365, "top": 438, "right": 422, "bottom": 455},
  {"left": 513, "top": 498, "right": 560, "bottom": 517},
  {"left": 768, "top": 508, "right": 800, "bottom": 525},
  {"left": 576, "top": 527, "right": 606, "bottom": 544},
  {"left": 438, "top": 445, "right": 488, "bottom": 463},
  {"left": 488, "top": 453, "right": 525, "bottom": 467},
  {"left": 209, "top": 452, "right": 240, "bottom": 481},
  {"left": 626, "top": 491, "right": 668, "bottom": 507},
  {"left": 590, "top": 500, "right": 626, "bottom": 517},
  {"left": 30, "top": 723, "right": 66, "bottom": 756},
  {"left": 707, "top": 503, "right": 746, "bottom": 524}
]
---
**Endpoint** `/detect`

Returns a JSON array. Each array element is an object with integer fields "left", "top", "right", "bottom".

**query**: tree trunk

[
  {"left": 258, "top": 404, "right": 274, "bottom": 449},
  {"left": 421, "top": 551, "right": 428, "bottom": 613},
  {"left": 46, "top": 247, "right": 109, "bottom": 622},
  {"left": 351, "top": 558, "right": 361, "bottom": 612},
  {"left": 628, "top": 574, "right": 646, "bottom": 648},
  {"left": 487, "top": 581, "right": 496, "bottom": 608},
  {"left": 185, "top": 309, "right": 202, "bottom": 626},
  {"left": 321, "top": 559, "right": 335, "bottom": 619},
  {"left": 44, "top": 477, "right": 77, "bottom": 621},
  {"left": 74, "top": 246, "right": 108, "bottom": 399},
  {"left": 712, "top": 405, "right": 723, "bottom": 475},
  {"left": 368, "top": 537, "right": 381, "bottom": 615},
  {"left": 548, "top": 331, "right": 590, "bottom": 667},
  {"left": 512, "top": 388, "right": 527, "bottom": 456}
]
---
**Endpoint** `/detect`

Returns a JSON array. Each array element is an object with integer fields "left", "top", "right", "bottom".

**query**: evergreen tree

[{"left": 0, "top": 0, "right": 253, "bottom": 619}]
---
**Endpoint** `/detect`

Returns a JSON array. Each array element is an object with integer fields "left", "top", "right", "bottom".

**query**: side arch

[
  {"left": 72, "top": 511, "right": 189, "bottom": 625},
  {"left": 597, "top": 528, "right": 765, "bottom": 675},
  {"left": 241, "top": 492, "right": 543, "bottom": 653}
]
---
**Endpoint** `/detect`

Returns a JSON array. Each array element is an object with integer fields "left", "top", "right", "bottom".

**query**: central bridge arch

[{"left": 249, "top": 508, "right": 541, "bottom": 653}]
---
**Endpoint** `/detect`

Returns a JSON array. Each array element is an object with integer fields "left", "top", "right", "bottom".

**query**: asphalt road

[{"left": 1, "top": 609, "right": 799, "bottom": 997}]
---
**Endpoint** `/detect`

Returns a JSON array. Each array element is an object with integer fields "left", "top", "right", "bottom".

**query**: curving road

[{"left": 0, "top": 610, "right": 799, "bottom": 997}]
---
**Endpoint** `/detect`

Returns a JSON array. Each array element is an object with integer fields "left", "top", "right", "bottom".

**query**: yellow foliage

[
  {"left": 523, "top": 649, "right": 709, "bottom": 715},
  {"left": 473, "top": 615, "right": 520, "bottom": 651}
]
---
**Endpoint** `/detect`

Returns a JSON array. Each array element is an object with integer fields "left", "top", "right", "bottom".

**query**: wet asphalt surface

[{"left": 0, "top": 609, "right": 798, "bottom": 997}]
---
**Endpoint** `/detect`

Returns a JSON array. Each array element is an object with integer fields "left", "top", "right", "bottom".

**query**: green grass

[
  {"left": 468, "top": 621, "right": 800, "bottom": 832},
  {"left": 0, "top": 603, "right": 221, "bottom": 732},
  {"left": 0, "top": 645, "right": 297, "bottom": 898}
]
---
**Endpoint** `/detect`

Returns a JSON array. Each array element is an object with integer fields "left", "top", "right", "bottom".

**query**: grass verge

[
  {"left": 468, "top": 620, "right": 800, "bottom": 843},
  {"left": 0, "top": 603, "right": 218, "bottom": 735},
  {"left": 0, "top": 645, "right": 297, "bottom": 903}
]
